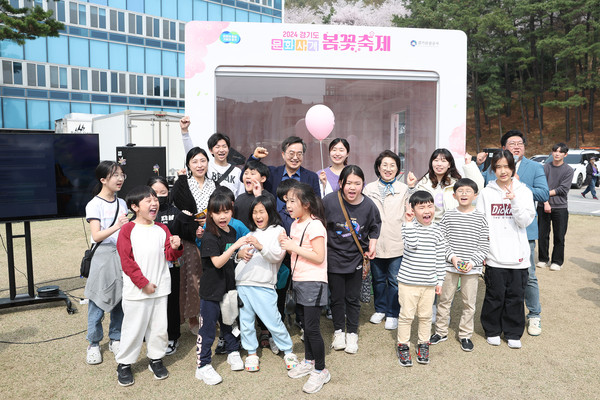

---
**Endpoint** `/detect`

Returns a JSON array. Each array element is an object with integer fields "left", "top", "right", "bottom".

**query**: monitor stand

[{"left": 0, "top": 221, "right": 75, "bottom": 314}]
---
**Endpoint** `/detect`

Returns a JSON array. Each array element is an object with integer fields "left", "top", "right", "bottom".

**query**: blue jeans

[
  {"left": 196, "top": 299, "right": 238, "bottom": 367},
  {"left": 582, "top": 177, "right": 597, "bottom": 197},
  {"left": 87, "top": 299, "right": 123, "bottom": 345},
  {"left": 370, "top": 257, "right": 402, "bottom": 318},
  {"left": 525, "top": 240, "right": 541, "bottom": 319}
]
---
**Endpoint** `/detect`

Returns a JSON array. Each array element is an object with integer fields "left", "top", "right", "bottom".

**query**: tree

[
  {"left": 0, "top": 0, "right": 63, "bottom": 45},
  {"left": 285, "top": 0, "right": 408, "bottom": 26}
]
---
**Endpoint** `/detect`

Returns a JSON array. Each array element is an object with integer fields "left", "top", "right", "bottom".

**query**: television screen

[{"left": 0, "top": 133, "right": 100, "bottom": 222}]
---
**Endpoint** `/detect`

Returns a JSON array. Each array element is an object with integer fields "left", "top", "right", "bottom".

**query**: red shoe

[
  {"left": 582, "top": 193, "right": 586, "bottom": 198},
  {"left": 594, "top": 196, "right": 598, "bottom": 200}
]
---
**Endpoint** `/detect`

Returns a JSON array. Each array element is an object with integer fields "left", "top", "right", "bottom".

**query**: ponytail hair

[
  {"left": 287, "top": 182, "right": 326, "bottom": 227},
  {"left": 92, "top": 161, "right": 121, "bottom": 196}
]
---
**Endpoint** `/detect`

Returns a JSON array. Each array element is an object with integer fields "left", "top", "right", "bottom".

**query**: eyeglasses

[
  {"left": 112, "top": 174, "right": 127, "bottom": 180},
  {"left": 456, "top": 189, "right": 474, "bottom": 195},
  {"left": 286, "top": 151, "right": 304, "bottom": 159},
  {"left": 506, "top": 141, "right": 524, "bottom": 148}
]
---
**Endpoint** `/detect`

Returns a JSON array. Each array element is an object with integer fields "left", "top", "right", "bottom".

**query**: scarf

[
  {"left": 378, "top": 177, "right": 396, "bottom": 197},
  {"left": 188, "top": 175, "right": 215, "bottom": 215}
]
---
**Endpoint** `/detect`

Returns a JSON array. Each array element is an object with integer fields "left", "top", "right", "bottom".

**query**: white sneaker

[
  {"left": 550, "top": 263, "right": 562, "bottom": 271},
  {"left": 345, "top": 333, "right": 358, "bottom": 354},
  {"left": 227, "top": 351, "right": 244, "bottom": 371},
  {"left": 507, "top": 339, "right": 522, "bottom": 349},
  {"left": 244, "top": 354, "right": 260, "bottom": 372},
  {"left": 108, "top": 340, "right": 120, "bottom": 356},
  {"left": 86, "top": 344, "right": 102, "bottom": 365},
  {"left": 288, "top": 359, "right": 315, "bottom": 379},
  {"left": 527, "top": 318, "right": 542, "bottom": 336},
  {"left": 268, "top": 337, "right": 280, "bottom": 354},
  {"left": 195, "top": 364, "right": 222, "bottom": 385},
  {"left": 302, "top": 369, "right": 331, "bottom": 394},
  {"left": 384, "top": 317, "right": 398, "bottom": 330},
  {"left": 536, "top": 261, "right": 548, "bottom": 268},
  {"left": 486, "top": 336, "right": 501, "bottom": 346},
  {"left": 331, "top": 329, "right": 346, "bottom": 350},
  {"left": 369, "top": 312, "right": 385, "bottom": 324},
  {"left": 284, "top": 352, "right": 299, "bottom": 370}
]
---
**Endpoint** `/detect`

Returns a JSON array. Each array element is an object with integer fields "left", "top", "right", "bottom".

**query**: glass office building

[{"left": 0, "top": 0, "right": 282, "bottom": 130}]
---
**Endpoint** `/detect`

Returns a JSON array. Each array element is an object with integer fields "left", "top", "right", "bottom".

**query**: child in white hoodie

[
  {"left": 235, "top": 195, "right": 299, "bottom": 372},
  {"left": 476, "top": 150, "right": 536, "bottom": 349}
]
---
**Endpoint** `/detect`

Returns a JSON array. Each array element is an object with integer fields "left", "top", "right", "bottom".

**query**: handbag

[
  {"left": 80, "top": 204, "right": 120, "bottom": 278},
  {"left": 284, "top": 222, "right": 311, "bottom": 315},
  {"left": 338, "top": 191, "right": 372, "bottom": 302}
]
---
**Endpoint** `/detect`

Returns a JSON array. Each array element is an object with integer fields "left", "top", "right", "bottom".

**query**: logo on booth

[
  {"left": 220, "top": 31, "right": 241, "bottom": 44},
  {"left": 410, "top": 40, "right": 417, "bottom": 47}
]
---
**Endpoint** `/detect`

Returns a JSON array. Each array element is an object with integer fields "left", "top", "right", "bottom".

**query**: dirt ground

[{"left": 0, "top": 215, "right": 598, "bottom": 399}]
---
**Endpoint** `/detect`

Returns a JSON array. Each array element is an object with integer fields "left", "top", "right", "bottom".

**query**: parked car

[
  {"left": 531, "top": 154, "right": 547, "bottom": 164},
  {"left": 544, "top": 149, "right": 600, "bottom": 189}
]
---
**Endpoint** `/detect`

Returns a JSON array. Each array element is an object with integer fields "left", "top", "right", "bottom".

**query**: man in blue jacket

[
  {"left": 250, "top": 136, "right": 320, "bottom": 233},
  {"left": 477, "top": 130, "right": 549, "bottom": 337}
]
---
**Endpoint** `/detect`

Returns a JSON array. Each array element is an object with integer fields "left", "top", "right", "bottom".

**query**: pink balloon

[{"left": 305, "top": 105, "right": 335, "bottom": 141}]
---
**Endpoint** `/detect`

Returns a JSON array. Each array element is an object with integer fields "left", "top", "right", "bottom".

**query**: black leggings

[
  {"left": 298, "top": 304, "right": 325, "bottom": 370},
  {"left": 328, "top": 269, "right": 362, "bottom": 334}
]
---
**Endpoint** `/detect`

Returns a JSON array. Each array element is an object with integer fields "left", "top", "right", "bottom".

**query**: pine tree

[{"left": 0, "top": 0, "right": 64, "bottom": 45}]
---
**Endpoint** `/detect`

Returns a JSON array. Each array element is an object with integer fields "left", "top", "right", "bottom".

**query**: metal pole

[
  {"left": 24, "top": 222, "right": 34, "bottom": 298},
  {"left": 6, "top": 223, "right": 16, "bottom": 300}
]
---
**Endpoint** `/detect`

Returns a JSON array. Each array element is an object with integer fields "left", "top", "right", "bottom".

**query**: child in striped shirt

[
  {"left": 430, "top": 178, "right": 489, "bottom": 352},
  {"left": 396, "top": 190, "right": 446, "bottom": 367}
]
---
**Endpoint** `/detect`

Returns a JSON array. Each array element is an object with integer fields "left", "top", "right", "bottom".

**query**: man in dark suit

[
  {"left": 249, "top": 136, "right": 320, "bottom": 233},
  {"left": 477, "top": 130, "right": 549, "bottom": 337}
]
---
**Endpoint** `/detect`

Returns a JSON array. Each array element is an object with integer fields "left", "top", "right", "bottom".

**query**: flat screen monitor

[{"left": 0, "top": 133, "right": 100, "bottom": 222}]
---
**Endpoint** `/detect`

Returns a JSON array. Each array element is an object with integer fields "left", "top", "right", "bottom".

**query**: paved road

[{"left": 567, "top": 186, "right": 600, "bottom": 216}]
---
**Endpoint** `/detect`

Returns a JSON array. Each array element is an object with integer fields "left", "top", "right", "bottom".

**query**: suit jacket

[
  {"left": 481, "top": 156, "right": 549, "bottom": 240},
  {"left": 247, "top": 156, "right": 321, "bottom": 198}
]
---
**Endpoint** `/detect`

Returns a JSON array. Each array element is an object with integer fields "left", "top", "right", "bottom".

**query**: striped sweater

[
  {"left": 397, "top": 221, "right": 446, "bottom": 286},
  {"left": 440, "top": 208, "right": 489, "bottom": 275}
]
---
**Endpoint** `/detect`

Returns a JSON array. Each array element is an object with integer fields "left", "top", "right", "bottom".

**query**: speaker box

[{"left": 116, "top": 146, "right": 166, "bottom": 198}]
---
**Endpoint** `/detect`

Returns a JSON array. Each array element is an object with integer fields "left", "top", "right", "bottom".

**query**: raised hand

[
  {"left": 253, "top": 147, "right": 268, "bottom": 159},
  {"left": 476, "top": 152, "right": 487, "bottom": 166},
  {"left": 180, "top": 116, "right": 190, "bottom": 133},
  {"left": 406, "top": 171, "right": 417, "bottom": 188}
]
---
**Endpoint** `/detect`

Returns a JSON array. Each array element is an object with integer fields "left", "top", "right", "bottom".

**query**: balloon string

[{"left": 319, "top": 140, "right": 324, "bottom": 173}]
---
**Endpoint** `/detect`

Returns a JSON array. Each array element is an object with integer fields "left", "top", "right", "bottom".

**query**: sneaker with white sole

[
  {"left": 384, "top": 317, "right": 398, "bottom": 330},
  {"left": 429, "top": 333, "right": 448, "bottom": 345},
  {"left": 148, "top": 359, "right": 169, "bottom": 380},
  {"left": 416, "top": 343, "right": 430, "bottom": 364},
  {"left": 302, "top": 369, "right": 331, "bottom": 394},
  {"left": 550, "top": 263, "right": 562, "bottom": 271},
  {"left": 507, "top": 339, "right": 522, "bottom": 349},
  {"left": 288, "top": 359, "right": 315, "bottom": 379},
  {"left": 117, "top": 363, "right": 134, "bottom": 386},
  {"left": 369, "top": 312, "right": 385, "bottom": 324},
  {"left": 195, "top": 364, "right": 222, "bottom": 385},
  {"left": 486, "top": 336, "right": 501, "bottom": 346},
  {"left": 527, "top": 317, "right": 542, "bottom": 336},
  {"left": 331, "top": 329, "right": 346, "bottom": 350},
  {"left": 345, "top": 333, "right": 358, "bottom": 354},
  {"left": 396, "top": 343, "right": 412, "bottom": 367},
  {"left": 268, "top": 337, "right": 280, "bottom": 354},
  {"left": 460, "top": 338, "right": 474, "bottom": 352},
  {"left": 108, "top": 340, "right": 120, "bottom": 357},
  {"left": 86, "top": 344, "right": 102, "bottom": 365},
  {"left": 284, "top": 352, "right": 299, "bottom": 370},
  {"left": 244, "top": 355, "right": 260, "bottom": 372},
  {"left": 536, "top": 261, "right": 548, "bottom": 268},
  {"left": 166, "top": 339, "right": 179, "bottom": 356},
  {"left": 227, "top": 351, "right": 244, "bottom": 371}
]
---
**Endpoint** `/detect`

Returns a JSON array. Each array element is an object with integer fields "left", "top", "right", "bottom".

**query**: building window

[
  {"left": 129, "top": 74, "right": 136, "bottom": 94},
  {"left": 111, "top": 72, "right": 126, "bottom": 94},
  {"left": 50, "top": 66, "right": 59, "bottom": 88},
  {"left": 146, "top": 16, "right": 152, "bottom": 37},
  {"left": 118, "top": 11, "right": 125, "bottom": 32},
  {"left": 99, "top": 8, "right": 106, "bottom": 29},
  {"left": 4, "top": 61, "right": 23, "bottom": 85},
  {"left": 69, "top": 2, "right": 78, "bottom": 24},
  {"left": 80, "top": 69, "right": 88, "bottom": 90},
  {"left": 49, "top": 0, "right": 66, "bottom": 22},
  {"left": 72, "top": 68, "right": 80, "bottom": 90},
  {"left": 179, "top": 79, "right": 184, "bottom": 99},
  {"left": 128, "top": 13, "right": 135, "bottom": 34},
  {"left": 79, "top": 4, "right": 86, "bottom": 25},
  {"left": 170, "top": 22, "right": 176, "bottom": 41},
  {"left": 170, "top": 78, "right": 176, "bottom": 98},
  {"left": 27, "top": 63, "right": 45, "bottom": 87},
  {"left": 110, "top": 10, "right": 117, "bottom": 30},
  {"left": 136, "top": 75, "right": 143, "bottom": 95},
  {"left": 90, "top": 6, "right": 98, "bottom": 28},
  {"left": 147, "top": 76, "right": 160, "bottom": 96},
  {"left": 179, "top": 23, "right": 185, "bottom": 42},
  {"left": 163, "top": 77, "right": 169, "bottom": 97},
  {"left": 92, "top": 70, "right": 107, "bottom": 92},
  {"left": 135, "top": 15, "right": 142, "bottom": 35},
  {"left": 263, "top": 0, "right": 273, "bottom": 6}
]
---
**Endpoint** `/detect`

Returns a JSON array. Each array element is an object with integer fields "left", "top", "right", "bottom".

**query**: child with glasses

[{"left": 430, "top": 178, "right": 489, "bottom": 352}]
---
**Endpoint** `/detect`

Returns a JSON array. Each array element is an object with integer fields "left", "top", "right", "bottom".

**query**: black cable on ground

[{"left": 0, "top": 329, "right": 87, "bottom": 344}]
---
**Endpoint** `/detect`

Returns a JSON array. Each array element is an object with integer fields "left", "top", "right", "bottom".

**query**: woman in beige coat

[{"left": 363, "top": 150, "right": 409, "bottom": 330}]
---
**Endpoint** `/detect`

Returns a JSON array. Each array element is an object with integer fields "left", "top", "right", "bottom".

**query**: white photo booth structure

[{"left": 184, "top": 22, "right": 467, "bottom": 181}]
